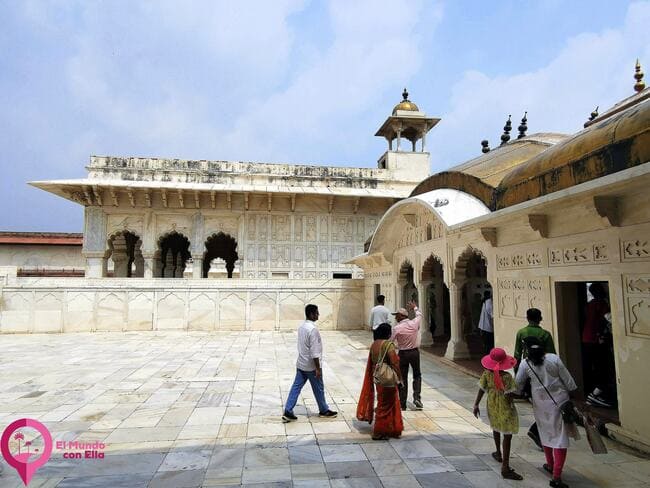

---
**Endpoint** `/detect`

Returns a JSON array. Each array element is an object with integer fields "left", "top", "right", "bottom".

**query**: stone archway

[
  {"left": 446, "top": 247, "right": 491, "bottom": 360},
  {"left": 203, "top": 232, "right": 239, "bottom": 278},
  {"left": 157, "top": 232, "right": 191, "bottom": 278},
  {"left": 421, "top": 254, "right": 450, "bottom": 344},
  {"left": 107, "top": 231, "right": 143, "bottom": 277}
]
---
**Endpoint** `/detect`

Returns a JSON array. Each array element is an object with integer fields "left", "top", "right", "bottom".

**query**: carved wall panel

[
  {"left": 497, "top": 250, "right": 543, "bottom": 270},
  {"left": 0, "top": 292, "right": 32, "bottom": 332},
  {"left": 624, "top": 275, "right": 650, "bottom": 338},
  {"left": 156, "top": 215, "right": 192, "bottom": 240},
  {"left": 157, "top": 292, "right": 186, "bottom": 329},
  {"left": 250, "top": 293, "right": 276, "bottom": 330},
  {"left": 218, "top": 293, "right": 246, "bottom": 330},
  {"left": 272, "top": 245, "right": 290, "bottom": 267},
  {"left": 337, "top": 293, "right": 364, "bottom": 329},
  {"left": 204, "top": 216, "right": 239, "bottom": 239},
  {"left": 305, "top": 217, "right": 317, "bottom": 242},
  {"left": 34, "top": 292, "right": 63, "bottom": 332},
  {"left": 188, "top": 293, "right": 216, "bottom": 331},
  {"left": 332, "top": 217, "right": 353, "bottom": 243},
  {"left": 96, "top": 292, "right": 125, "bottom": 331},
  {"left": 294, "top": 216, "right": 303, "bottom": 242},
  {"left": 319, "top": 216, "right": 329, "bottom": 242},
  {"left": 549, "top": 242, "right": 609, "bottom": 266},
  {"left": 107, "top": 215, "right": 144, "bottom": 239},
  {"left": 271, "top": 215, "right": 291, "bottom": 241},
  {"left": 66, "top": 292, "right": 94, "bottom": 332},
  {"left": 128, "top": 292, "right": 153, "bottom": 331},
  {"left": 279, "top": 294, "right": 304, "bottom": 330},
  {"left": 498, "top": 278, "right": 547, "bottom": 319},
  {"left": 247, "top": 215, "right": 256, "bottom": 240},
  {"left": 621, "top": 240, "right": 650, "bottom": 262}
]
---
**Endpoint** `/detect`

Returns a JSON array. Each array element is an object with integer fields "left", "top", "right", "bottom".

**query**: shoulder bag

[{"left": 373, "top": 341, "right": 399, "bottom": 387}]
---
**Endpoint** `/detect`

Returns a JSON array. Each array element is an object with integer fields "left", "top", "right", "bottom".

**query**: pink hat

[
  {"left": 481, "top": 348, "right": 517, "bottom": 391},
  {"left": 481, "top": 348, "right": 517, "bottom": 370}
]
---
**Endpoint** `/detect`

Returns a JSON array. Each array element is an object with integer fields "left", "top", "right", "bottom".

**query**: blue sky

[{"left": 1, "top": 0, "right": 648, "bottom": 231}]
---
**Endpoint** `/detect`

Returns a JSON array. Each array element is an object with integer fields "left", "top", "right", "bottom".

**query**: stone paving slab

[{"left": 0, "top": 331, "right": 648, "bottom": 487}]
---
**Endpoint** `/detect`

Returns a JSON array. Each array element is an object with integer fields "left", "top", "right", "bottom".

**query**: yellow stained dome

[{"left": 392, "top": 88, "right": 419, "bottom": 115}]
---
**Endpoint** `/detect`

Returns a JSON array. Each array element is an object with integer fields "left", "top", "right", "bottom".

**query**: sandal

[
  {"left": 491, "top": 451, "right": 503, "bottom": 463},
  {"left": 502, "top": 468, "right": 523, "bottom": 481},
  {"left": 543, "top": 463, "right": 553, "bottom": 474},
  {"left": 372, "top": 434, "right": 388, "bottom": 441}
]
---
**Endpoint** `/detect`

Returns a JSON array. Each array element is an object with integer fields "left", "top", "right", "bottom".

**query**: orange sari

[{"left": 356, "top": 340, "right": 403, "bottom": 438}]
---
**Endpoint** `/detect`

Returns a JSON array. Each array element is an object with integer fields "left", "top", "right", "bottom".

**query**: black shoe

[
  {"left": 549, "top": 479, "right": 569, "bottom": 488},
  {"left": 282, "top": 411, "right": 297, "bottom": 422},
  {"left": 401, "top": 405, "right": 407, "bottom": 411},
  {"left": 528, "top": 430, "right": 543, "bottom": 450},
  {"left": 413, "top": 399, "right": 423, "bottom": 410},
  {"left": 319, "top": 410, "right": 338, "bottom": 418}
]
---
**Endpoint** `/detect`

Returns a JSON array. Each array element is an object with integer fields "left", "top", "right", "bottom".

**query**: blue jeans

[{"left": 285, "top": 369, "right": 329, "bottom": 414}]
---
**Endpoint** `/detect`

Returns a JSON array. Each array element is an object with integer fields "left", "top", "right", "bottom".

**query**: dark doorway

[
  {"left": 203, "top": 232, "right": 238, "bottom": 278},
  {"left": 157, "top": 232, "right": 191, "bottom": 278},
  {"left": 555, "top": 281, "right": 619, "bottom": 424}
]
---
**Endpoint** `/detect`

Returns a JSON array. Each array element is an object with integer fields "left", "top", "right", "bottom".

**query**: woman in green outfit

[{"left": 473, "top": 347, "right": 523, "bottom": 481}]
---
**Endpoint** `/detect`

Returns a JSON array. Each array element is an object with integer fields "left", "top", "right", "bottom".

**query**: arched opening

[
  {"left": 421, "top": 255, "right": 450, "bottom": 346},
  {"left": 398, "top": 260, "right": 417, "bottom": 313},
  {"left": 107, "top": 231, "right": 143, "bottom": 278},
  {"left": 203, "top": 232, "right": 239, "bottom": 278},
  {"left": 157, "top": 232, "right": 191, "bottom": 278},
  {"left": 445, "top": 248, "right": 492, "bottom": 366}
]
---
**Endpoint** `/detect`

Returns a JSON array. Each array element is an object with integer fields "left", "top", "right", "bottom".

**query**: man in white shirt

[
  {"left": 282, "top": 304, "right": 338, "bottom": 422},
  {"left": 369, "top": 294, "right": 391, "bottom": 339},
  {"left": 478, "top": 291, "right": 494, "bottom": 354}
]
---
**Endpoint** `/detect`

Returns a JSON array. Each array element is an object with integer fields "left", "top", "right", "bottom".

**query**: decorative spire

[
  {"left": 481, "top": 140, "right": 490, "bottom": 153},
  {"left": 634, "top": 59, "right": 645, "bottom": 93},
  {"left": 584, "top": 106, "right": 599, "bottom": 127},
  {"left": 402, "top": 88, "right": 409, "bottom": 101},
  {"left": 500, "top": 115, "right": 512, "bottom": 146},
  {"left": 517, "top": 112, "right": 528, "bottom": 139}
]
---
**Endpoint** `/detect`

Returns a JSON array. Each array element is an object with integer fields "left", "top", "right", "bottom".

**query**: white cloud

[{"left": 430, "top": 1, "right": 650, "bottom": 172}]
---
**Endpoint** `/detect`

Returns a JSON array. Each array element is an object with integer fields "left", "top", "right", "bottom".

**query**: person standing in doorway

[
  {"left": 391, "top": 300, "right": 423, "bottom": 410},
  {"left": 282, "top": 304, "right": 338, "bottom": 422},
  {"left": 478, "top": 291, "right": 494, "bottom": 354},
  {"left": 370, "top": 294, "right": 392, "bottom": 340},
  {"left": 513, "top": 308, "right": 556, "bottom": 450}
]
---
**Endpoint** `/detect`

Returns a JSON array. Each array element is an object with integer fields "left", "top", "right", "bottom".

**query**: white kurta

[{"left": 515, "top": 353, "right": 577, "bottom": 448}]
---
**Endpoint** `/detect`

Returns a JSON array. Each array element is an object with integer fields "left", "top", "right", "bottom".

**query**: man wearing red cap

[{"left": 391, "top": 300, "right": 423, "bottom": 410}]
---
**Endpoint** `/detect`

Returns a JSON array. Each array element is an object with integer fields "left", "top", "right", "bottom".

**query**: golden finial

[{"left": 634, "top": 59, "right": 645, "bottom": 93}]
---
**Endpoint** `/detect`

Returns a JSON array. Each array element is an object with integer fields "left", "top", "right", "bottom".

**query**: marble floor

[{"left": 0, "top": 330, "right": 648, "bottom": 487}]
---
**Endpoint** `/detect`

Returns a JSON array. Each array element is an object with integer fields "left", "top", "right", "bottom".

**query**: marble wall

[{"left": 0, "top": 276, "right": 364, "bottom": 333}]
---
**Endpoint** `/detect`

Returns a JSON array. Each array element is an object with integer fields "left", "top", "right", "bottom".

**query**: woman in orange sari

[{"left": 357, "top": 323, "right": 404, "bottom": 440}]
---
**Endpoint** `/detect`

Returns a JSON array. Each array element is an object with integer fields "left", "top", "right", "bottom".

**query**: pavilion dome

[{"left": 392, "top": 88, "right": 419, "bottom": 115}]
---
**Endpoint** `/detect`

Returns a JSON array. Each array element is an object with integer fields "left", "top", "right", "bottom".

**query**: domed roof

[{"left": 392, "top": 88, "right": 419, "bottom": 115}]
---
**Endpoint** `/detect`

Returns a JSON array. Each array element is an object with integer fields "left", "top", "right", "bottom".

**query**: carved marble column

[
  {"left": 192, "top": 255, "right": 204, "bottom": 279},
  {"left": 445, "top": 282, "right": 470, "bottom": 360},
  {"left": 418, "top": 282, "right": 433, "bottom": 347},
  {"left": 111, "top": 234, "right": 130, "bottom": 278},
  {"left": 142, "top": 253, "right": 156, "bottom": 279},
  {"left": 84, "top": 253, "right": 106, "bottom": 278}
]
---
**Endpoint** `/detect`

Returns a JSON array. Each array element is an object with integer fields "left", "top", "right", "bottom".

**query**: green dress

[{"left": 478, "top": 370, "right": 519, "bottom": 435}]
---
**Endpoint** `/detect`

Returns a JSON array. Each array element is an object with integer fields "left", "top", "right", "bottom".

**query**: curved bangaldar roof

[
  {"left": 410, "top": 133, "right": 567, "bottom": 207},
  {"left": 496, "top": 96, "right": 650, "bottom": 209},
  {"left": 367, "top": 188, "right": 490, "bottom": 258}
]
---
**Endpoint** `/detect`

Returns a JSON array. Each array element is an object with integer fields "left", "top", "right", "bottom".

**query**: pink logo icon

[{"left": 1, "top": 418, "right": 52, "bottom": 486}]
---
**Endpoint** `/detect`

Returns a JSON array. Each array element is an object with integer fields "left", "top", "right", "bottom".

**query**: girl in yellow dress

[{"left": 473, "top": 347, "right": 523, "bottom": 481}]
